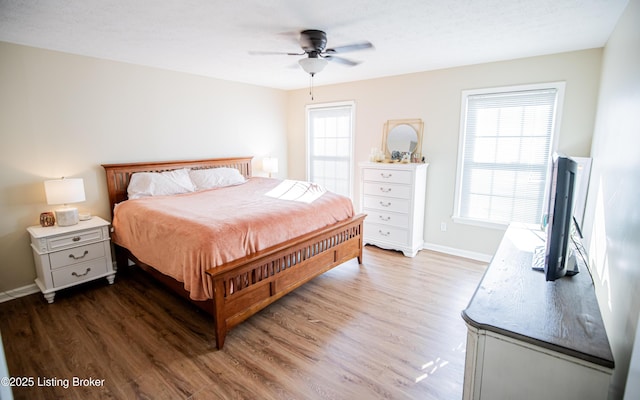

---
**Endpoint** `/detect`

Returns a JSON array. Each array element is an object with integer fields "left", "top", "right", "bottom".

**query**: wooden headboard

[{"left": 101, "top": 156, "right": 253, "bottom": 219}]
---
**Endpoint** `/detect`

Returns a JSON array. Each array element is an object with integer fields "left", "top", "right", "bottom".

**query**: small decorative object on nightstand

[
  {"left": 39, "top": 211, "right": 55, "bottom": 227},
  {"left": 27, "top": 216, "right": 116, "bottom": 303}
]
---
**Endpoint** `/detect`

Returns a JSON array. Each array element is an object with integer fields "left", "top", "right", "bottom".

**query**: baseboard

[
  {"left": 422, "top": 242, "right": 493, "bottom": 263},
  {"left": 0, "top": 283, "right": 39, "bottom": 303}
]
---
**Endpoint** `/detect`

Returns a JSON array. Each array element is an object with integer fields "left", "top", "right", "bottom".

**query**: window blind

[{"left": 456, "top": 86, "right": 561, "bottom": 226}]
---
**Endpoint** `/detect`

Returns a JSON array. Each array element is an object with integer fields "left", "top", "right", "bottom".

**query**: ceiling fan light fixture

[{"left": 298, "top": 57, "right": 328, "bottom": 76}]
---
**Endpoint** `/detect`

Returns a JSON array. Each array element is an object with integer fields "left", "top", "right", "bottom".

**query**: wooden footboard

[
  {"left": 102, "top": 157, "right": 365, "bottom": 349},
  {"left": 207, "top": 214, "right": 364, "bottom": 349}
]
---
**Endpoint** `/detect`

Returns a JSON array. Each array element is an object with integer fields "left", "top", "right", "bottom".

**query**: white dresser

[
  {"left": 27, "top": 216, "right": 116, "bottom": 303},
  {"left": 359, "top": 162, "right": 428, "bottom": 257}
]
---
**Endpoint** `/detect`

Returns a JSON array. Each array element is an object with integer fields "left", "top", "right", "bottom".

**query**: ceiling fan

[{"left": 251, "top": 29, "right": 374, "bottom": 76}]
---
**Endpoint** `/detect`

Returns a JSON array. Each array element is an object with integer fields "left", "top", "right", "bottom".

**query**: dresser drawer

[
  {"left": 46, "top": 228, "right": 104, "bottom": 251},
  {"left": 365, "top": 210, "right": 409, "bottom": 228},
  {"left": 363, "top": 168, "right": 412, "bottom": 184},
  {"left": 49, "top": 242, "right": 106, "bottom": 270},
  {"left": 363, "top": 182, "right": 412, "bottom": 199},
  {"left": 364, "top": 222, "right": 409, "bottom": 245},
  {"left": 363, "top": 195, "right": 410, "bottom": 213},
  {"left": 51, "top": 258, "right": 108, "bottom": 288}
]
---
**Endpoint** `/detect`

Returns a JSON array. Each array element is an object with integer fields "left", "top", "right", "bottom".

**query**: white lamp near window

[
  {"left": 263, "top": 157, "right": 279, "bottom": 178},
  {"left": 44, "top": 178, "right": 85, "bottom": 226}
]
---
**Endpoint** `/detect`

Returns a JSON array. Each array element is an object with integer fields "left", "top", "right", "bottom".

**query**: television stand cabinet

[{"left": 462, "top": 224, "right": 614, "bottom": 400}]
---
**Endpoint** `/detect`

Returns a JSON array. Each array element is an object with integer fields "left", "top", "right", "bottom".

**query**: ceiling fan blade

[
  {"left": 324, "top": 55, "right": 360, "bottom": 67},
  {"left": 248, "top": 50, "right": 305, "bottom": 56},
  {"left": 325, "top": 41, "right": 373, "bottom": 54}
]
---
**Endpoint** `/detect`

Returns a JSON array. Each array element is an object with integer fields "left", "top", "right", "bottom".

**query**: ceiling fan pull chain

[{"left": 310, "top": 73, "right": 314, "bottom": 100}]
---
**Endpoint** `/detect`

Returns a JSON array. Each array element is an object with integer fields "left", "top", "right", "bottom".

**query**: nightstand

[{"left": 27, "top": 216, "right": 116, "bottom": 303}]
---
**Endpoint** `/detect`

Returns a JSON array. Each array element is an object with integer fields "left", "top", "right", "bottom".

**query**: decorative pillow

[
  {"left": 127, "top": 168, "right": 195, "bottom": 199},
  {"left": 188, "top": 167, "right": 246, "bottom": 191}
]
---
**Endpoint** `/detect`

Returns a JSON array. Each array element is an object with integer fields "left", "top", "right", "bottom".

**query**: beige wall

[
  {"left": 0, "top": 42, "right": 288, "bottom": 293},
  {"left": 287, "top": 49, "right": 602, "bottom": 258},
  {"left": 582, "top": 0, "right": 640, "bottom": 397}
]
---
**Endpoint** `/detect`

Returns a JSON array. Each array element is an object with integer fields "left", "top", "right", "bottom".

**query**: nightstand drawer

[
  {"left": 49, "top": 242, "right": 106, "bottom": 270},
  {"left": 51, "top": 259, "right": 108, "bottom": 288},
  {"left": 46, "top": 228, "right": 104, "bottom": 251},
  {"left": 363, "top": 182, "right": 412, "bottom": 199},
  {"left": 363, "top": 168, "right": 412, "bottom": 184}
]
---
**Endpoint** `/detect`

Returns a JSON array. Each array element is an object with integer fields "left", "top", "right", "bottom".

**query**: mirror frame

[{"left": 382, "top": 119, "right": 424, "bottom": 161}]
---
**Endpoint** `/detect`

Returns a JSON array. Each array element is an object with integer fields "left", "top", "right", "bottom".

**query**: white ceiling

[{"left": 0, "top": 0, "right": 629, "bottom": 90}]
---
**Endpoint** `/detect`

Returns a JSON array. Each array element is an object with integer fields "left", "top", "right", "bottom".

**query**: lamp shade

[
  {"left": 298, "top": 57, "right": 328, "bottom": 75},
  {"left": 44, "top": 178, "right": 85, "bottom": 205},
  {"left": 263, "top": 157, "right": 279, "bottom": 175}
]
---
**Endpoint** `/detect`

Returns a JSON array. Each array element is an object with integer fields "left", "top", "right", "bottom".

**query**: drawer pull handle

[
  {"left": 378, "top": 230, "right": 391, "bottom": 237},
  {"left": 72, "top": 236, "right": 81, "bottom": 242},
  {"left": 72, "top": 268, "right": 92, "bottom": 278},
  {"left": 378, "top": 215, "right": 391, "bottom": 221},
  {"left": 379, "top": 201, "right": 391, "bottom": 207},
  {"left": 380, "top": 173, "right": 392, "bottom": 179},
  {"left": 379, "top": 187, "right": 391, "bottom": 193},
  {"left": 69, "top": 250, "right": 89, "bottom": 260}
]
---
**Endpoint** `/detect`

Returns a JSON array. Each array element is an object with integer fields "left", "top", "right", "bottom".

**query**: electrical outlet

[{"left": 440, "top": 222, "right": 447, "bottom": 232}]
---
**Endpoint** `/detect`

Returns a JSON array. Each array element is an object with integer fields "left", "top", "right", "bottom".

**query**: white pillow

[
  {"left": 188, "top": 167, "right": 246, "bottom": 191},
  {"left": 127, "top": 168, "right": 195, "bottom": 199}
]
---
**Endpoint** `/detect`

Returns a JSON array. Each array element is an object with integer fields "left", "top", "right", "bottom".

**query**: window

[
  {"left": 306, "top": 102, "right": 355, "bottom": 198},
  {"left": 454, "top": 83, "right": 565, "bottom": 228}
]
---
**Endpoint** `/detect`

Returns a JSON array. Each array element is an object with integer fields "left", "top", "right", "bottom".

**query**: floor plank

[{"left": 0, "top": 245, "right": 486, "bottom": 399}]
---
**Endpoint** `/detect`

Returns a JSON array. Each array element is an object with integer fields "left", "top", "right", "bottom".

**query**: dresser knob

[
  {"left": 72, "top": 236, "right": 81, "bottom": 242},
  {"left": 378, "top": 230, "right": 391, "bottom": 237},
  {"left": 379, "top": 215, "right": 391, "bottom": 221},
  {"left": 380, "top": 173, "right": 392, "bottom": 179},
  {"left": 379, "top": 187, "right": 392, "bottom": 193},
  {"left": 379, "top": 201, "right": 391, "bottom": 207}
]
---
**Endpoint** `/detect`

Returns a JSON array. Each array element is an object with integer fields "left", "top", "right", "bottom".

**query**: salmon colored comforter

[{"left": 111, "top": 177, "right": 355, "bottom": 301}]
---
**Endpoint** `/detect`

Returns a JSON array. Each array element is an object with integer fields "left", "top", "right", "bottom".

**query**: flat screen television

[{"left": 542, "top": 153, "right": 579, "bottom": 281}]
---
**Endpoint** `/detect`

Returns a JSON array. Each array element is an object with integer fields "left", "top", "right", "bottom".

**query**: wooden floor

[{"left": 0, "top": 245, "right": 486, "bottom": 400}]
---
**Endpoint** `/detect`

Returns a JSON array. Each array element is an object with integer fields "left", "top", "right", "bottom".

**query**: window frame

[
  {"left": 453, "top": 82, "right": 566, "bottom": 229},
  {"left": 305, "top": 101, "right": 356, "bottom": 199}
]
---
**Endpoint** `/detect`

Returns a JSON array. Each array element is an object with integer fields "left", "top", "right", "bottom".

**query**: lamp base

[{"left": 55, "top": 207, "right": 79, "bottom": 226}]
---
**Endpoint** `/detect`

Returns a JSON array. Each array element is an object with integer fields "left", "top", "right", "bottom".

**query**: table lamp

[
  {"left": 263, "top": 157, "right": 279, "bottom": 178},
  {"left": 44, "top": 178, "right": 86, "bottom": 226}
]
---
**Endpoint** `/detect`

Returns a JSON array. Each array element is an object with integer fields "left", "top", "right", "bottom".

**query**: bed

[{"left": 102, "top": 156, "right": 365, "bottom": 349}]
